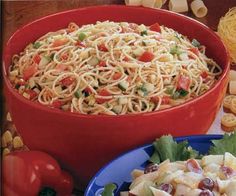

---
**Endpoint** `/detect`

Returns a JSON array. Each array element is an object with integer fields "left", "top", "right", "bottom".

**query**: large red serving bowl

[{"left": 3, "top": 5, "right": 229, "bottom": 189}]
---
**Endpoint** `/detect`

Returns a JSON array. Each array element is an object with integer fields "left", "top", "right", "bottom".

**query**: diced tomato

[
  {"left": 84, "top": 87, "right": 92, "bottom": 94},
  {"left": 186, "top": 159, "right": 202, "bottom": 174},
  {"left": 61, "top": 53, "right": 69, "bottom": 60},
  {"left": 75, "top": 41, "right": 86, "bottom": 48},
  {"left": 139, "top": 51, "right": 155, "bottom": 62},
  {"left": 98, "top": 43, "right": 108, "bottom": 52},
  {"left": 150, "top": 97, "right": 159, "bottom": 104},
  {"left": 60, "top": 77, "right": 75, "bottom": 86},
  {"left": 112, "top": 72, "right": 122, "bottom": 80},
  {"left": 98, "top": 61, "right": 106, "bottom": 67},
  {"left": 25, "top": 89, "right": 38, "bottom": 100},
  {"left": 161, "top": 96, "right": 170, "bottom": 105},
  {"left": 52, "top": 39, "right": 68, "bottom": 47},
  {"left": 200, "top": 71, "right": 208, "bottom": 79},
  {"left": 33, "top": 54, "right": 41, "bottom": 64},
  {"left": 23, "top": 64, "right": 38, "bottom": 81},
  {"left": 188, "top": 47, "right": 200, "bottom": 56},
  {"left": 55, "top": 64, "right": 67, "bottom": 71},
  {"left": 52, "top": 100, "right": 64, "bottom": 109},
  {"left": 177, "top": 75, "right": 190, "bottom": 91},
  {"left": 150, "top": 23, "right": 161, "bottom": 33},
  {"left": 126, "top": 76, "right": 132, "bottom": 83},
  {"left": 123, "top": 56, "right": 129, "bottom": 62},
  {"left": 17, "top": 79, "right": 26, "bottom": 86},
  {"left": 96, "top": 89, "right": 112, "bottom": 104}
]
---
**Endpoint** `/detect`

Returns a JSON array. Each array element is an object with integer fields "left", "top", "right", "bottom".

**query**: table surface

[{"left": 2, "top": 0, "right": 236, "bottom": 195}]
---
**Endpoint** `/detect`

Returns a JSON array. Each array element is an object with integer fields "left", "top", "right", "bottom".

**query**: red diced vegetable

[
  {"left": 84, "top": 87, "right": 92, "bottom": 94},
  {"left": 3, "top": 151, "right": 73, "bottom": 196},
  {"left": 98, "top": 43, "right": 108, "bottom": 52},
  {"left": 150, "top": 23, "right": 161, "bottom": 32},
  {"left": 52, "top": 100, "right": 64, "bottom": 108},
  {"left": 96, "top": 89, "right": 112, "bottom": 104},
  {"left": 55, "top": 64, "right": 67, "bottom": 71},
  {"left": 139, "top": 51, "right": 155, "bottom": 62},
  {"left": 33, "top": 54, "right": 41, "bottom": 64},
  {"left": 188, "top": 47, "right": 200, "bottom": 56},
  {"left": 161, "top": 96, "right": 170, "bottom": 105},
  {"left": 200, "top": 71, "right": 208, "bottom": 79},
  {"left": 61, "top": 53, "right": 69, "bottom": 60},
  {"left": 60, "top": 77, "right": 75, "bottom": 86},
  {"left": 23, "top": 64, "right": 38, "bottom": 81},
  {"left": 177, "top": 75, "right": 190, "bottom": 91},
  {"left": 75, "top": 41, "right": 86, "bottom": 48},
  {"left": 112, "top": 72, "right": 122, "bottom": 80},
  {"left": 52, "top": 39, "right": 68, "bottom": 47},
  {"left": 123, "top": 57, "right": 129, "bottom": 62},
  {"left": 25, "top": 89, "right": 38, "bottom": 100},
  {"left": 98, "top": 61, "right": 106, "bottom": 67},
  {"left": 150, "top": 97, "right": 159, "bottom": 104}
]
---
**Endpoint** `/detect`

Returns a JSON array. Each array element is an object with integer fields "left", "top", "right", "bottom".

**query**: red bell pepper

[
  {"left": 75, "top": 41, "right": 86, "bottom": 48},
  {"left": 52, "top": 39, "right": 69, "bottom": 48},
  {"left": 60, "top": 76, "right": 75, "bottom": 87},
  {"left": 98, "top": 43, "right": 108, "bottom": 52},
  {"left": 33, "top": 54, "right": 41, "bottom": 64},
  {"left": 200, "top": 71, "right": 208, "bottom": 79},
  {"left": 176, "top": 75, "right": 191, "bottom": 91},
  {"left": 23, "top": 64, "right": 38, "bottom": 81},
  {"left": 138, "top": 51, "right": 155, "bottom": 62},
  {"left": 98, "top": 60, "right": 106, "bottom": 67},
  {"left": 96, "top": 89, "right": 112, "bottom": 104},
  {"left": 3, "top": 151, "right": 73, "bottom": 196},
  {"left": 149, "top": 23, "right": 161, "bottom": 33},
  {"left": 112, "top": 72, "right": 122, "bottom": 80},
  {"left": 24, "top": 89, "right": 38, "bottom": 100},
  {"left": 188, "top": 47, "right": 200, "bottom": 57},
  {"left": 161, "top": 96, "right": 171, "bottom": 105},
  {"left": 52, "top": 100, "right": 64, "bottom": 109}
]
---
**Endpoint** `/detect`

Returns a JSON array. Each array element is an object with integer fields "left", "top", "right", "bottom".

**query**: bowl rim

[
  {"left": 3, "top": 5, "right": 230, "bottom": 119},
  {"left": 84, "top": 134, "right": 223, "bottom": 195}
]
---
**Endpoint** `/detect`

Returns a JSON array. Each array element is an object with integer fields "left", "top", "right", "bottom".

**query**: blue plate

[{"left": 85, "top": 135, "right": 223, "bottom": 196}]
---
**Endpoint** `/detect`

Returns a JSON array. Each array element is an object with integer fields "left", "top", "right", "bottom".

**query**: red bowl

[{"left": 3, "top": 5, "right": 229, "bottom": 189}]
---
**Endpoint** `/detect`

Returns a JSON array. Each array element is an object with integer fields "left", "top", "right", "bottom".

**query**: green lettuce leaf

[
  {"left": 149, "top": 135, "right": 198, "bottom": 164},
  {"left": 209, "top": 131, "right": 236, "bottom": 156}
]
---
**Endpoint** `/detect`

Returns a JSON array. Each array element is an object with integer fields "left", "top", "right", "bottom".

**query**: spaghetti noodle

[{"left": 9, "top": 21, "right": 222, "bottom": 115}]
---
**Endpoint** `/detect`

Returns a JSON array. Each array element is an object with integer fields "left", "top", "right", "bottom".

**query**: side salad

[{"left": 102, "top": 132, "right": 236, "bottom": 196}]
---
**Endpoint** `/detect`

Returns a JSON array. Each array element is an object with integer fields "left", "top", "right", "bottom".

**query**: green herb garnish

[
  {"left": 141, "top": 30, "right": 148, "bottom": 36},
  {"left": 74, "top": 90, "right": 81, "bottom": 98},
  {"left": 172, "top": 89, "right": 189, "bottom": 99},
  {"left": 33, "top": 42, "right": 42, "bottom": 49},
  {"left": 101, "top": 183, "right": 117, "bottom": 196}
]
